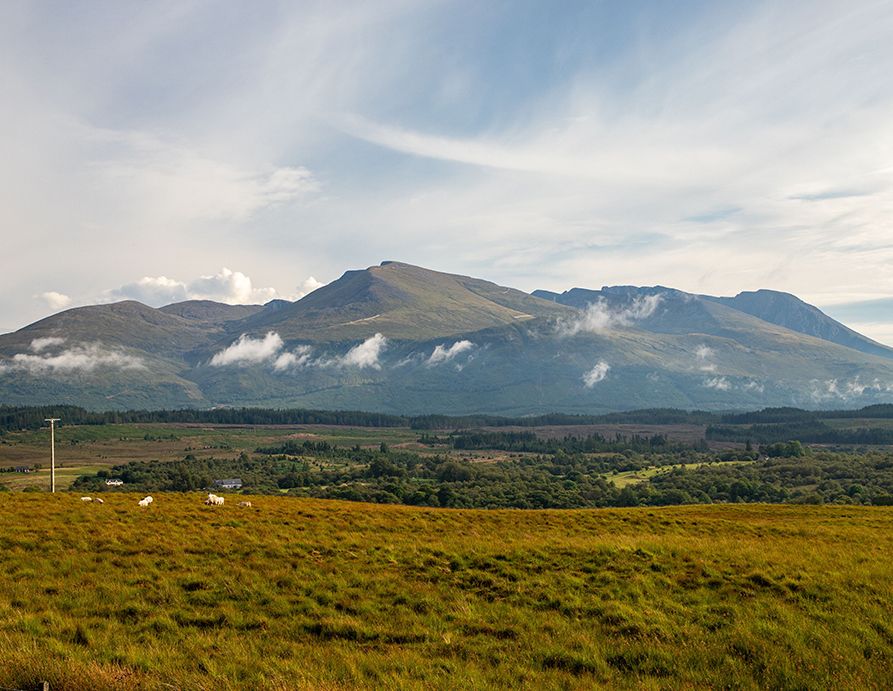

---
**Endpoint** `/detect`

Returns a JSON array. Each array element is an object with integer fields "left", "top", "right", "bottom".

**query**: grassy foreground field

[{"left": 0, "top": 497, "right": 891, "bottom": 690}]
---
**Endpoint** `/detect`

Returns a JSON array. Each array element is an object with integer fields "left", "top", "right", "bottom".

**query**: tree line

[
  {"left": 420, "top": 430, "right": 695, "bottom": 453},
  {"left": 707, "top": 422, "right": 893, "bottom": 445},
  {"left": 6, "top": 402, "right": 893, "bottom": 437}
]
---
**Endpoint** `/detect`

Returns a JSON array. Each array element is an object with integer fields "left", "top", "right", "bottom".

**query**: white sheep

[
  {"left": 80, "top": 497, "right": 93, "bottom": 502},
  {"left": 204, "top": 493, "right": 224, "bottom": 506},
  {"left": 95, "top": 497, "right": 104, "bottom": 504},
  {"left": 238, "top": 500, "right": 252, "bottom": 508},
  {"left": 138, "top": 496, "right": 153, "bottom": 507}
]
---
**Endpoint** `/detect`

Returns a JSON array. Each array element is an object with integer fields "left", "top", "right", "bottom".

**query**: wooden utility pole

[{"left": 45, "top": 418, "right": 60, "bottom": 493}]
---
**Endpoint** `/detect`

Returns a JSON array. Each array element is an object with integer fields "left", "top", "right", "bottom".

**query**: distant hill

[
  {"left": 705, "top": 289, "right": 893, "bottom": 360},
  {"left": 2, "top": 262, "right": 893, "bottom": 413},
  {"left": 0, "top": 301, "right": 210, "bottom": 355}
]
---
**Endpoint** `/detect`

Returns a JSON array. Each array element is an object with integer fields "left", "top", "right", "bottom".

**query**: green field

[
  {"left": 0, "top": 495, "right": 891, "bottom": 689},
  {"left": 609, "top": 460, "right": 753, "bottom": 488}
]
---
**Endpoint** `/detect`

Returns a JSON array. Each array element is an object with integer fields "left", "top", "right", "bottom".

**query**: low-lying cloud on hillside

[
  {"left": 336, "top": 333, "right": 387, "bottom": 370},
  {"left": 561, "top": 295, "right": 662, "bottom": 335},
  {"left": 210, "top": 332, "right": 284, "bottom": 367},
  {"left": 704, "top": 376, "right": 731, "bottom": 391},
  {"left": 810, "top": 377, "right": 893, "bottom": 402},
  {"left": 29, "top": 336, "right": 66, "bottom": 352},
  {"left": 273, "top": 345, "right": 313, "bottom": 372},
  {"left": 1, "top": 339, "right": 145, "bottom": 375},
  {"left": 702, "top": 377, "right": 764, "bottom": 394},
  {"left": 695, "top": 345, "right": 716, "bottom": 372},
  {"left": 582, "top": 360, "right": 610, "bottom": 387},
  {"left": 427, "top": 340, "right": 475, "bottom": 366},
  {"left": 209, "top": 332, "right": 387, "bottom": 371}
]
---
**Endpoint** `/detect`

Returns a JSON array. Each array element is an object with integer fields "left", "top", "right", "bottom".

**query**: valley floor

[{"left": 0, "top": 496, "right": 891, "bottom": 689}]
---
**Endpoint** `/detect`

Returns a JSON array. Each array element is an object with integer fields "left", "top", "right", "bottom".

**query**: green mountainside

[{"left": 2, "top": 262, "right": 893, "bottom": 412}]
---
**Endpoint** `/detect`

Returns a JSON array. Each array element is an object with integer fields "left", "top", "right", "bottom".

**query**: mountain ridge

[
  {"left": 535, "top": 284, "right": 893, "bottom": 359},
  {"left": 2, "top": 262, "right": 892, "bottom": 413}
]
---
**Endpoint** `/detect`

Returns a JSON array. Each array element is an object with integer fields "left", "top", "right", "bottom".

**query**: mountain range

[{"left": 2, "top": 261, "right": 892, "bottom": 414}]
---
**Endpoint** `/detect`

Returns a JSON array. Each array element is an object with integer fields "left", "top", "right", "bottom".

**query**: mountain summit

[
  {"left": 1, "top": 262, "right": 892, "bottom": 413},
  {"left": 238, "top": 261, "right": 574, "bottom": 341}
]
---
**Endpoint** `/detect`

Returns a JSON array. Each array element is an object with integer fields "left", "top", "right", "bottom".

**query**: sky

[{"left": 2, "top": 0, "right": 893, "bottom": 343}]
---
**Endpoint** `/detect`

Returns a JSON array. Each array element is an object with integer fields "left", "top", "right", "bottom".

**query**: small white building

[{"left": 213, "top": 478, "right": 243, "bottom": 490}]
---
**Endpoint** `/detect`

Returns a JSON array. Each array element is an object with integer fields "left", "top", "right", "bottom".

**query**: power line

[{"left": 44, "top": 418, "right": 60, "bottom": 493}]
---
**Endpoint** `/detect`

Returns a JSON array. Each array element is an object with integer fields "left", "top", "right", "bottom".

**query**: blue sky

[{"left": 2, "top": 0, "right": 892, "bottom": 343}]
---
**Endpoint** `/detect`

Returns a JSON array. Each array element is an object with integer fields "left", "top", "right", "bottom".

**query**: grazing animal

[
  {"left": 95, "top": 497, "right": 104, "bottom": 504},
  {"left": 138, "top": 496, "right": 153, "bottom": 507},
  {"left": 80, "top": 497, "right": 93, "bottom": 502},
  {"left": 204, "top": 493, "right": 225, "bottom": 506},
  {"left": 238, "top": 501, "right": 252, "bottom": 508}
]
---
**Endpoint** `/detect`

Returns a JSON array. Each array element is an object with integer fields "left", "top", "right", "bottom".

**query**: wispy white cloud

[
  {"left": 695, "top": 344, "right": 717, "bottom": 372},
  {"left": 427, "top": 340, "right": 474, "bottom": 366},
  {"left": 84, "top": 127, "right": 317, "bottom": 224},
  {"left": 582, "top": 360, "right": 610, "bottom": 388}
]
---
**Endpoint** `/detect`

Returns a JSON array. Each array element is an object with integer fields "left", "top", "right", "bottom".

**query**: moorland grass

[{"left": 0, "top": 495, "right": 891, "bottom": 689}]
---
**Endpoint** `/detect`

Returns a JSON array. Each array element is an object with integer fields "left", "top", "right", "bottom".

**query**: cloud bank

[
  {"left": 209, "top": 332, "right": 387, "bottom": 371},
  {"left": 111, "top": 268, "right": 282, "bottom": 306},
  {"left": 4, "top": 342, "right": 144, "bottom": 375}
]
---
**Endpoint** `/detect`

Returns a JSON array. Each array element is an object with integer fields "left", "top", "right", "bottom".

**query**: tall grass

[{"left": 0, "top": 495, "right": 891, "bottom": 689}]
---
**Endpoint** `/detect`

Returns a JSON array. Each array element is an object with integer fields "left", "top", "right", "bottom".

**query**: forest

[{"left": 70, "top": 438, "right": 893, "bottom": 509}]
